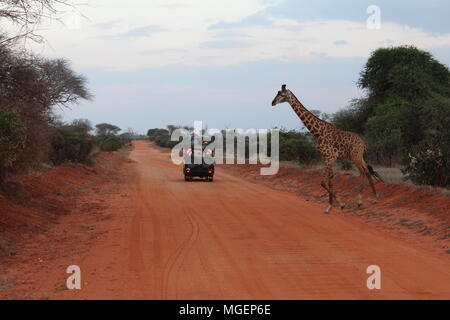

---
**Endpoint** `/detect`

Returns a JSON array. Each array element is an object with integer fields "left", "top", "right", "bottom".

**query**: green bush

[
  {"left": 364, "top": 99, "right": 406, "bottom": 165},
  {"left": 50, "top": 126, "right": 94, "bottom": 165},
  {"left": 147, "top": 128, "right": 170, "bottom": 140},
  {"left": 147, "top": 128, "right": 179, "bottom": 148},
  {"left": 99, "top": 136, "right": 122, "bottom": 152},
  {"left": 0, "top": 109, "right": 26, "bottom": 170},
  {"left": 332, "top": 99, "right": 373, "bottom": 135},
  {"left": 333, "top": 46, "right": 450, "bottom": 173},
  {"left": 155, "top": 134, "right": 179, "bottom": 148},
  {"left": 279, "top": 130, "right": 320, "bottom": 164},
  {"left": 402, "top": 133, "right": 450, "bottom": 187}
]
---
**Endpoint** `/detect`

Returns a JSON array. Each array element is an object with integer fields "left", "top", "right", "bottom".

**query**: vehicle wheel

[
  {"left": 209, "top": 176, "right": 214, "bottom": 182},
  {"left": 185, "top": 176, "right": 190, "bottom": 182}
]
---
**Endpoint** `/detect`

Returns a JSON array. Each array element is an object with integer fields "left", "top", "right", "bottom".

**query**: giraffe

[{"left": 272, "top": 84, "right": 382, "bottom": 214}]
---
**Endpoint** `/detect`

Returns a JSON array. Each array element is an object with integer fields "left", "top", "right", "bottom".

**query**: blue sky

[{"left": 28, "top": 0, "right": 450, "bottom": 133}]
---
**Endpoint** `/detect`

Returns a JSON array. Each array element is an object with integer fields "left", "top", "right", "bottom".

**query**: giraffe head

[{"left": 272, "top": 84, "right": 291, "bottom": 106}]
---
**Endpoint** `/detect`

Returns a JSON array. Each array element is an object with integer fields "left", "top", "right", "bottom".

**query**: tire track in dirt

[
  {"left": 3, "top": 141, "right": 449, "bottom": 299},
  {"left": 128, "top": 183, "right": 150, "bottom": 298},
  {"left": 133, "top": 153, "right": 201, "bottom": 299},
  {"left": 161, "top": 209, "right": 199, "bottom": 299}
]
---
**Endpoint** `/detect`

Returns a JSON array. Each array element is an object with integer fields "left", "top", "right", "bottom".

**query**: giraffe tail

[{"left": 367, "top": 164, "right": 383, "bottom": 182}]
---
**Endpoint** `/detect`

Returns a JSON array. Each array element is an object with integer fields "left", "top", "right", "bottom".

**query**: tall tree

[
  {"left": 333, "top": 46, "right": 450, "bottom": 166},
  {"left": 96, "top": 123, "right": 121, "bottom": 137},
  {"left": 359, "top": 46, "right": 450, "bottom": 154},
  {"left": 70, "top": 119, "right": 93, "bottom": 135},
  {"left": 37, "top": 58, "right": 92, "bottom": 108},
  {"left": 359, "top": 46, "right": 450, "bottom": 102},
  {"left": 0, "top": 43, "right": 92, "bottom": 173}
]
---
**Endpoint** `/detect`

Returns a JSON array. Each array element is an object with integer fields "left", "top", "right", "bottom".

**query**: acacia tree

[
  {"left": 37, "top": 58, "right": 92, "bottom": 107},
  {"left": 359, "top": 46, "right": 450, "bottom": 157},
  {"left": 70, "top": 119, "right": 93, "bottom": 135},
  {"left": 0, "top": 1, "right": 92, "bottom": 178},
  {"left": 95, "top": 123, "right": 121, "bottom": 137},
  {"left": 333, "top": 46, "right": 449, "bottom": 160},
  {"left": 0, "top": 109, "right": 26, "bottom": 176},
  {"left": 0, "top": 43, "right": 92, "bottom": 174},
  {"left": 331, "top": 46, "right": 450, "bottom": 186}
]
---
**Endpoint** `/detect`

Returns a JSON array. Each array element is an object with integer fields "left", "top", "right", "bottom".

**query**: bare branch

[{"left": 0, "top": 0, "right": 75, "bottom": 42}]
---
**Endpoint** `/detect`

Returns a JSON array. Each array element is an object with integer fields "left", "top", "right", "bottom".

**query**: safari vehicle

[{"left": 183, "top": 141, "right": 215, "bottom": 182}]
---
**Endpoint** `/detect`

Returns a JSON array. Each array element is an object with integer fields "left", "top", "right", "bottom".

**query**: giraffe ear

[{"left": 282, "top": 84, "right": 287, "bottom": 91}]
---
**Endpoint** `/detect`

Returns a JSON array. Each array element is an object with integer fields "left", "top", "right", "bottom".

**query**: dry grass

[
  {"left": 372, "top": 167, "right": 406, "bottom": 184},
  {"left": 280, "top": 161, "right": 407, "bottom": 184}
]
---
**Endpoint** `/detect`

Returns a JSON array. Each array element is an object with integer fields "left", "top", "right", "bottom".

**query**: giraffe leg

[
  {"left": 321, "top": 180, "right": 333, "bottom": 214},
  {"left": 320, "top": 161, "right": 344, "bottom": 214},
  {"left": 366, "top": 172, "right": 378, "bottom": 204},
  {"left": 357, "top": 168, "right": 366, "bottom": 208},
  {"left": 353, "top": 156, "right": 379, "bottom": 207},
  {"left": 364, "top": 165, "right": 378, "bottom": 204},
  {"left": 329, "top": 179, "right": 345, "bottom": 210}
]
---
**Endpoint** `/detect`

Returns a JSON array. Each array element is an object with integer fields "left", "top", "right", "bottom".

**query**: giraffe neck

[{"left": 288, "top": 92, "right": 328, "bottom": 138}]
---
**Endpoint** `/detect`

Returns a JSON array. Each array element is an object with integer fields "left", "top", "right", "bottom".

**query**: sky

[{"left": 23, "top": 0, "right": 450, "bottom": 133}]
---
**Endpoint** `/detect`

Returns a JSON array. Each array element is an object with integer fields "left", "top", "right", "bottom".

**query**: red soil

[
  {"left": 0, "top": 142, "right": 449, "bottom": 299},
  {"left": 0, "top": 153, "right": 126, "bottom": 255},
  {"left": 220, "top": 163, "right": 450, "bottom": 254},
  {"left": 0, "top": 152, "right": 132, "bottom": 298}
]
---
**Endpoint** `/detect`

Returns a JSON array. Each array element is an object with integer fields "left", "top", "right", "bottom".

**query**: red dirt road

[{"left": 2, "top": 141, "right": 450, "bottom": 299}]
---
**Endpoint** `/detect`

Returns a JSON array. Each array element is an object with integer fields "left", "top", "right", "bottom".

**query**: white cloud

[
  {"left": 24, "top": 1, "right": 450, "bottom": 71},
  {"left": 269, "top": 17, "right": 301, "bottom": 28}
]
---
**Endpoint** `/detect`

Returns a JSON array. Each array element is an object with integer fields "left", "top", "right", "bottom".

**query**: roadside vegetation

[
  {"left": 0, "top": 40, "right": 135, "bottom": 181},
  {"left": 0, "top": 1, "right": 134, "bottom": 182},
  {"left": 334, "top": 46, "right": 449, "bottom": 187},
  {"left": 147, "top": 126, "right": 193, "bottom": 149},
  {"left": 148, "top": 46, "right": 449, "bottom": 188}
]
